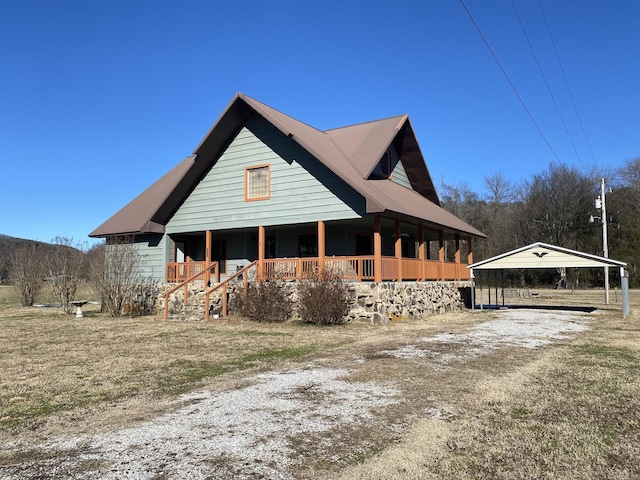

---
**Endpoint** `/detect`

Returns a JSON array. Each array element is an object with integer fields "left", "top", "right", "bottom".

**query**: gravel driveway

[{"left": 1, "top": 309, "right": 591, "bottom": 479}]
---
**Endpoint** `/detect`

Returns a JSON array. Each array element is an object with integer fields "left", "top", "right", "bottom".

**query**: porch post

[
  {"left": 317, "top": 220, "right": 325, "bottom": 275},
  {"left": 395, "top": 220, "right": 402, "bottom": 282},
  {"left": 205, "top": 230, "right": 212, "bottom": 286},
  {"left": 418, "top": 226, "right": 425, "bottom": 281},
  {"left": 455, "top": 235, "right": 461, "bottom": 281},
  {"left": 258, "top": 225, "right": 265, "bottom": 281},
  {"left": 467, "top": 237, "right": 473, "bottom": 265},
  {"left": 374, "top": 216, "right": 382, "bottom": 282},
  {"left": 439, "top": 231, "right": 445, "bottom": 281}
]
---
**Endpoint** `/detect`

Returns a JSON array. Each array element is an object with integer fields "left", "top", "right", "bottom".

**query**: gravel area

[
  {"left": 387, "top": 309, "right": 589, "bottom": 368},
  {"left": 1, "top": 308, "right": 592, "bottom": 479}
]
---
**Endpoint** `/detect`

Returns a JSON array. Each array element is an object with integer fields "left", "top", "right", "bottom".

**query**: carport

[{"left": 467, "top": 242, "right": 629, "bottom": 316}]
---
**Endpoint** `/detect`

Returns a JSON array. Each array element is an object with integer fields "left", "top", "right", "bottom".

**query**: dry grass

[
  {"left": 1, "top": 284, "right": 640, "bottom": 478},
  {"left": 335, "top": 290, "right": 640, "bottom": 480}
]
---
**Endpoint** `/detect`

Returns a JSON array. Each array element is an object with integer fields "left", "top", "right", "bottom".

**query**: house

[{"left": 90, "top": 93, "right": 485, "bottom": 287}]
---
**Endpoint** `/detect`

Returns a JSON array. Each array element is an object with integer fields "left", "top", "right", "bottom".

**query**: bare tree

[
  {"left": 89, "top": 236, "right": 143, "bottom": 316},
  {"left": 44, "top": 237, "right": 86, "bottom": 314},
  {"left": 483, "top": 172, "right": 518, "bottom": 205},
  {"left": 10, "top": 244, "right": 45, "bottom": 306},
  {"left": 523, "top": 163, "right": 593, "bottom": 249},
  {"left": 0, "top": 250, "right": 9, "bottom": 284}
]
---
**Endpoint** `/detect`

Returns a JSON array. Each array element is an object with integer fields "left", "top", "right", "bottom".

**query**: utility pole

[{"left": 595, "top": 178, "right": 610, "bottom": 304}]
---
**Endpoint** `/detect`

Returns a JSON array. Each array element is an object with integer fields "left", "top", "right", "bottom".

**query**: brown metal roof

[
  {"left": 90, "top": 93, "right": 485, "bottom": 239},
  {"left": 325, "top": 115, "right": 406, "bottom": 177},
  {"left": 89, "top": 156, "right": 196, "bottom": 237}
]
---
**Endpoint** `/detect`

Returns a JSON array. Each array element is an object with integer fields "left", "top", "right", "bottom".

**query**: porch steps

[{"left": 161, "top": 281, "right": 227, "bottom": 321}]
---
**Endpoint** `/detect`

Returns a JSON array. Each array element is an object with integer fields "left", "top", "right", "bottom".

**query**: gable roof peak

[
  {"left": 239, "top": 93, "right": 327, "bottom": 135},
  {"left": 325, "top": 113, "right": 408, "bottom": 133}
]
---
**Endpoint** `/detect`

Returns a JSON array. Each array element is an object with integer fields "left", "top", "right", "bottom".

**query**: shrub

[
  {"left": 88, "top": 237, "right": 144, "bottom": 317},
  {"left": 238, "top": 279, "right": 292, "bottom": 323},
  {"left": 123, "top": 282, "right": 159, "bottom": 316},
  {"left": 10, "top": 244, "right": 45, "bottom": 306},
  {"left": 297, "top": 269, "right": 352, "bottom": 325}
]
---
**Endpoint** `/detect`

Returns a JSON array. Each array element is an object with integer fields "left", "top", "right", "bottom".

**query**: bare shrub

[
  {"left": 44, "top": 237, "right": 86, "bottom": 314},
  {"left": 297, "top": 269, "right": 352, "bottom": 325},
  {"left": 238, "top": 279, "right": 292, "bottom": 323},
  {"left": 10, "top": 244, "right": 45, "bottom": 306},
  {"left": 88, "top": 237, "right": 144, "bottom": 317},
  {"left": 123, "top": 282, "right": 159, "bottom": 316}
]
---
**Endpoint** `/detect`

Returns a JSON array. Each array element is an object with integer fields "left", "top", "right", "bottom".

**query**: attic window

[
  {"left": 245, "top": 164, "right": 270, "bottom": 201},
  {"left": 379, "top": 151, "right": 391, "bottom": 178}
]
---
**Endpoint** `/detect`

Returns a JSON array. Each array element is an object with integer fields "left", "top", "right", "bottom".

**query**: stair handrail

[
  {"left": 204, "top": 261, "right": 257, "bottom": 320},
  {"left": 162, "top": 262, "right": 218, "bottom": 320}
]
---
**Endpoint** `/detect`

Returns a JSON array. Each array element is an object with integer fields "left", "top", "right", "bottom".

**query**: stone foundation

[
  {"left": 347, "top": 281, "right": 471, "bottom": 324},
  {"left": 157, "top": 280, "right": 471, "bottom": 323}
]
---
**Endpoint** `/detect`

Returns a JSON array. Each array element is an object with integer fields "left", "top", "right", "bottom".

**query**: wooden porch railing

[
  {"left": 204, "top": 261, "right": 257, "bottom": 320},
  {"left": 162, "top": 262, "right": 218, "bottom": 320},
  {"left": 166, "top": 261, "right": 220, "bottom": 284},
  {"left": 260, "top": 256, "right": 468, "bottom": 282}
]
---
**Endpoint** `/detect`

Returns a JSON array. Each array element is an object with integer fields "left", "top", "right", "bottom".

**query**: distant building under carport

[{"left": 467, "top": 242, "right": 629, "bottom": 316}]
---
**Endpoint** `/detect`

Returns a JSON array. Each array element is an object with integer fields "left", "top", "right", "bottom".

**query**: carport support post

[
  {"left": 622, "top": 267, "right": 630, "bottom": 318},
  {"left": 470, "top": 269, "right": 475, "bottom": 310}
]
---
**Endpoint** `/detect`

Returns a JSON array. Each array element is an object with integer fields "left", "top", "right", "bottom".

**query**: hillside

[{"left": 0, "top": 234, "right": 84, "bottom": 283}]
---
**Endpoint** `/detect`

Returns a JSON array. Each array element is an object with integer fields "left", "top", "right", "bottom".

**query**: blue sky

[{"left": 1, "top": 0, "right": 638, "bottom": 246}]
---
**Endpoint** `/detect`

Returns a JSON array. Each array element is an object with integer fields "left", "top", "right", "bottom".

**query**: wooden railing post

[
  {"left": 439, "top": 231, "right": 445, "bottom": 281},
  {"left": 395, "top": 220, "right": 402, "bottom": 282},
  {"left": 374, "top": 216, "right": 382, "bottom": 283},
  {"left": 258, "top": 226, "right": 265, "bottom": 281},
  {"left": 222, "top": 283, "right": 227, "bottom": 317},
  {"left": 205, "top": 230, "right": 212, "bottom": 286},
  {"left": 418, "top": 226, "right": 425, "bottom": 281},
  {"left": 318, "top": 220, "right": 325, "bottom": 275},
  {"left": 455, "top": 235, "right": 461, "bottom": 281}
]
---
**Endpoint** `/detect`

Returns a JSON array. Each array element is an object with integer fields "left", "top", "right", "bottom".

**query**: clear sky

[{"left": 1, "top": 1, "right": 638, "bottom": 246}]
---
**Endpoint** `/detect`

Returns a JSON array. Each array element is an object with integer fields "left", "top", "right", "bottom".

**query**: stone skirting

[
  {"left": 347, "top": 281, "right": 471, "bottom": 324},
  {"left": 157, "top": 280, "right": 471, "bottom": 323}
]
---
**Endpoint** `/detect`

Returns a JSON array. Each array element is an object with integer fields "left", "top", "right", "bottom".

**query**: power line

[
  {"left": 458, "top": 0, "right": 560, "bottom": 162},
  {"left": 510, "top": 0, "right": 583, "bottom": 166},
  {"left": 537, "top": 0, "right": 597, "bottom": 164}
]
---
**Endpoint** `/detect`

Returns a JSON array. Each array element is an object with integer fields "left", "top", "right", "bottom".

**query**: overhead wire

[
  {"left": 458, "top": 0, "right": 560, "bottom": 162},
  {"left": 537, "top": 0, "right": 597, "bottom": 164},
  {"left": 510, "top": 0, "right": 583, "bottom": 166}
]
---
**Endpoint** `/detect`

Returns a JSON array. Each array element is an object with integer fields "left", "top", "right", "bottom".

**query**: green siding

[
  {"left": 107, "top": 235, "right": 166, "bottom": 283},
  {"left": 390, "top": 145, "right": 412, "bottom": 189},
  {"left": 135, "top": 234, "right": 167, "bottom": 281},
  {"left": 166, "top": 114, "right": 365, "bottom": 235}
]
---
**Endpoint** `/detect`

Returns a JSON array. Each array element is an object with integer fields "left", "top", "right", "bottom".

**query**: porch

[
  {"left": 166, "top": 255, "right": 470, "bottom": 283},
  {"left": 165, "top": 216, "right": 473, "bottom": 283}
]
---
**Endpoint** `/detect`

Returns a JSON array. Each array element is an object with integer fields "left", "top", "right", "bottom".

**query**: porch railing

[
  {"left": 165, "top": 256, "right": 469, "bottom": 287},
  {"left": 162, "top": 261, "right": 218, "bottom": 320},
  {"left": 259, "top": 256, "right": 468, "bottom": 282},
  {"left": 204, "top": 261, "right": 257, "bottom": 320},
  {"left": 166, "top": 261, "right": 220, "bottom": 284}
]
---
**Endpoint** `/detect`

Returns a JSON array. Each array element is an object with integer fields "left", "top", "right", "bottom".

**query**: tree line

[{"left": 440, "top": 158, "right": 640, "bottom": 288}]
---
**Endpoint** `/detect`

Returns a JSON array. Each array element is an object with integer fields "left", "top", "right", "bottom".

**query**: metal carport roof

[
  {"left": 467, "top": 242, "right": 626, "bottom": 270},
  {"left": 467, "top": 242, "right": 629, "bottom": 315}
]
